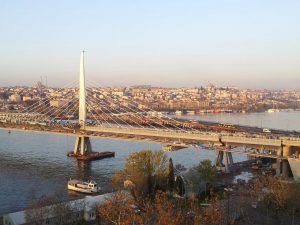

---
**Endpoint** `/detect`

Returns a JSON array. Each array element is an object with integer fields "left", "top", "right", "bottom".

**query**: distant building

[
  {"left": 112, "top": 91, "right": 124, "bottom": 97},
  {"left": 8, "top": 94, "right": 21, "bottom": 102},
  {"left": 22, "top": 96, "right": 32, "bottom": 102},
  {"left": 168, "top": 100, "right": 209, "bottom": 110}
]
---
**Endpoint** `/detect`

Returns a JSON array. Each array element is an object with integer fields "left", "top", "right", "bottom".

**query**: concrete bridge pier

[
  {"left": 215, "top": 145, "right": 234, "bottom": 173},
  {"left": 275, "top": 147, "right": 282, "bottom": 176},
  {"left": 73, "top": 135, "right": 92, "bottom": 155},
  {"left": 282, "top": 145, "right": 292, "bottom": 177},
  {"left": 276, "top": 145, "right": 293, "bottom": 178}
]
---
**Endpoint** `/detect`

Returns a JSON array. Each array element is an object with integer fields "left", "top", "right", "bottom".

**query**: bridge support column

[
  {"left": 275, "top": 148, "right": 283, "bottom": 176},
  {"left": 288, "top": 157, "right": 300, "bottom": 182},
  {"left": 276, "top": 145, "right": 293, "bottom": 178},
  {"left": 215, "top": 148, "right": 233, "bottom": 173},
  {"left": 73, "top": 135, "right": 92, "bottom": 155},
  {"left": 282, "top": 145, "right": 292, "bottom": 177}
]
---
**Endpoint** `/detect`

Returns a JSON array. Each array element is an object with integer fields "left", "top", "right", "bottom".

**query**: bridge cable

[
  {"left": 85, "top": 101, "right": 109, "bottom": 127},
  {"left": 88, "top": 79, "right": 198, "bottom": 133},
  {"left": 85, "top": 91, "right": 132, "bottom": 128},
  {"left": 85, "top": 95, "right": 119, "bottom": 128},
  {"left": 32, "top": 90, "right": 78, "bottom": 118},
  {"left": 86, "top": 82, "right": 177, "bottom": 131},
  {"left": 21, "top": 80, "right": 78, "bottom": 114},
  {"left": 47, "top": 97, "right": 78, "bottom": 122},
  {"left": 86, "top": 83, "right": 171, "bottom": 131},
  {"left": 21, "top": 83, "right": 78, "bottom": 117},
  {"left": 86, "top": 87, "right": 152, "bottom": 130},
  {"left": 86, "top": 88, "right": 142, "bottom": 128},
  {"left": 85, "top": 100, "right": 112, "bottom": 127}
]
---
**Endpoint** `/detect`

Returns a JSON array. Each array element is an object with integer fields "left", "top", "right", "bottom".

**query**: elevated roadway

[{"left": 84, "top": 126, "right": 300, "bottom": 157}]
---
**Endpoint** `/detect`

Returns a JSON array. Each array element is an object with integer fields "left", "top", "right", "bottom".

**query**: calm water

[
  {"left": 178, "top": 111, "right": 300, "bottom": 131},
  {"left": 0, "top": 129, "right": 245, "bottom": 215},
  {"left": 1, "top": 111, "right": 299, "bottom": 215}
]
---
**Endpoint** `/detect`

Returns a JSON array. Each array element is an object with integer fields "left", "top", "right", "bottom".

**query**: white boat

[{"left": 68, "top": 179, "right": 100, "bottom": 194}]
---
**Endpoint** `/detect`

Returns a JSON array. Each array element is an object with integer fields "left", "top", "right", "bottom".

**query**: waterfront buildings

[{"left": 0, "top": 84, "right": 299, "bottom": 114}]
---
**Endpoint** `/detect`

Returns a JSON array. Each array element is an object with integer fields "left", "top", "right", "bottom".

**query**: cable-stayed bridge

[{"left": 1, "top": 51, "right": 300, "bottom": 180}]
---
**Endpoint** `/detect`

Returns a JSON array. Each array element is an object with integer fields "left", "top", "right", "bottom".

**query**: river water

[
  {"left": 178, "top": 111, "right": 300, "bottom": 131},
  {"left": 0, "top": 111, "right": 299, "bottom": 215}
]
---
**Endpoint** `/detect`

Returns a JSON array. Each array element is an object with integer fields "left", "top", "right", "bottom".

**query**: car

[{"left": 263, "top": 128, "right": 271, "bottom": 133}]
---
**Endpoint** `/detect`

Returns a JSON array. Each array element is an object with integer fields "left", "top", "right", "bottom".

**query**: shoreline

[{"left": 172, "top": 108, "right": 300, "bottom": 116}]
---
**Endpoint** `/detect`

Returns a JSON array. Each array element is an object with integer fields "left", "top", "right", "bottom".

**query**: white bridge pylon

[
  {"left": 79, "top": 50, "right": 87, "bottom": 129},
  {"left": 74, "top": 51, "right": 92, "bottom": 155}
]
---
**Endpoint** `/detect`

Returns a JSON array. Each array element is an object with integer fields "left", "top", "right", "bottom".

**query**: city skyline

[
  {"left": 1, "top": 82, "right": 300, "bottom": 92},
  {"left": 1, "top": 1, "right": 300, "bottom": 89}
]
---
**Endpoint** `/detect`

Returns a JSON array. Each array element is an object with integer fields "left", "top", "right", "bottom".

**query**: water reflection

[{"left": 75, "top": 160, "right": 91, "bottom": 180}]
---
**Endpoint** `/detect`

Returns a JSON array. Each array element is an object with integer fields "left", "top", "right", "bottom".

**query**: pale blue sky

[{"left": 1, "top": 0, "right": 300, "bottom": 89}]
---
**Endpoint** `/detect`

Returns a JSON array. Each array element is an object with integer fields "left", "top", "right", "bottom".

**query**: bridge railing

[
  {"left": 84, "top": 125, "right": 300, "bottom": 148},
  {"left": 221, "top": 135, "right": 282, "bottom": 146},
  {"left": 85, "top": 125, "right": 220, "bottom": 141}
]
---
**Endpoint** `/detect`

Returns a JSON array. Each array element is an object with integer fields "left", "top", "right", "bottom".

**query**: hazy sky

[{"left": 1, "top": 0, "right": 300, "bottom": 89}]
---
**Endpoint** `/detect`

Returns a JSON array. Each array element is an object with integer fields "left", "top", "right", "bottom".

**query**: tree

[
  {"left": 98, "top": 192, "right": 136, "bottom": 225},
  {"left": 254, "top": 175, "right": 300, "bottom": 213},
  {"left": 168, "top": 158, "right": 175, "bottom": 192},
  {"left": 155, "top": 191, "right": 186, "bottom": 225},
  {"left": 98, "top": 190, "right": 227, "bottom": 225},
  {"left": 185, "top": 166, "right": 200, "bottom": 196},
  {"left": 112, "top": 150, "right": 169, "bottom": 199},
  {"left": 197, "top": 159, "right": 217, "bottom": 185},
  {"left": 185, "top": 160, "right": 217, "bottom": 198},
  {"left": 112, "top": 170, "right": 127, "bottom": 190},
  {"left": 174, "top": 175, "right": 185, "bottom": 196}
]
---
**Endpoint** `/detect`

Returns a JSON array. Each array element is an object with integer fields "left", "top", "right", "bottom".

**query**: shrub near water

[{"left": 112, "top": 150, "right": 170, "bottom": 199}]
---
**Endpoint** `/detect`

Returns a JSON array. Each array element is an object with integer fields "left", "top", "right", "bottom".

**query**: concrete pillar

[
  {"left": 282, "top": 146, "right": 292, "bottom": 177},
  {"left": 282, "top": 160, "right": 291, "bottom": 177},
  {"left": 80, "top": 137, "right": 85, "bottom": 155},
  {"left": 215, "top": 150, "right": 224, "bottom": 167},
  {"left": 73, "top": 137, "right": 80, "bottom": 154},
  {"left": 276, "top": 148, "right": 282, "bottom": 176},
  {"left": 215, "top": 149, "right": 233, "bottom": 173},
  {"left": 288, "top": 158, "right": 300, "bottom": 181},
  {"left": 79, "top": 51, "right": 87, "bottom": 128},
  {"left": 283, "top": 145, "right": 292, "bottom": 157},
  {"left": 275, "top": 145, "right": 293, "bottom": 178},
  {"left": 73, "top": 52, "right": 91, "bottom": 156},
  {"left": 73, "top": 136, "right": 92, "bottom": 155},
  {"left": 224, "top": 152, "right": 233, "bottom": 173}
]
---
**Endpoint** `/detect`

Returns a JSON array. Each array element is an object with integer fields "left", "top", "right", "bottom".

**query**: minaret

[{"left": 79, "top": 50, "right": 86, "bottom": 129}]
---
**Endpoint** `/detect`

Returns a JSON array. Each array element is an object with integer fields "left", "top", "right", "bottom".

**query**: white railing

[{"left": 85, "top": 125, "right": 300, "bottom": 147}]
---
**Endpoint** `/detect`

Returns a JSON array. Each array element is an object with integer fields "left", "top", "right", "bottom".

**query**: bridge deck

[{"left": 85, "top": 126, "right": 293, "bottom": 148}]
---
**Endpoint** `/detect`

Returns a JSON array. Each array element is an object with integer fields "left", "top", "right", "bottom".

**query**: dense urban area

[
  {"left": 1, "top": 82, "right": 300, "bottom": 225},
  {"left": 1, "top": 82, "right": 300, "bottom": 114}
]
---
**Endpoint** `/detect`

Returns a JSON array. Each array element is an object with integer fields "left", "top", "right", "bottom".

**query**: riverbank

[{"left": 161, "top": 108, "right": 300, "bottom": 115}]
